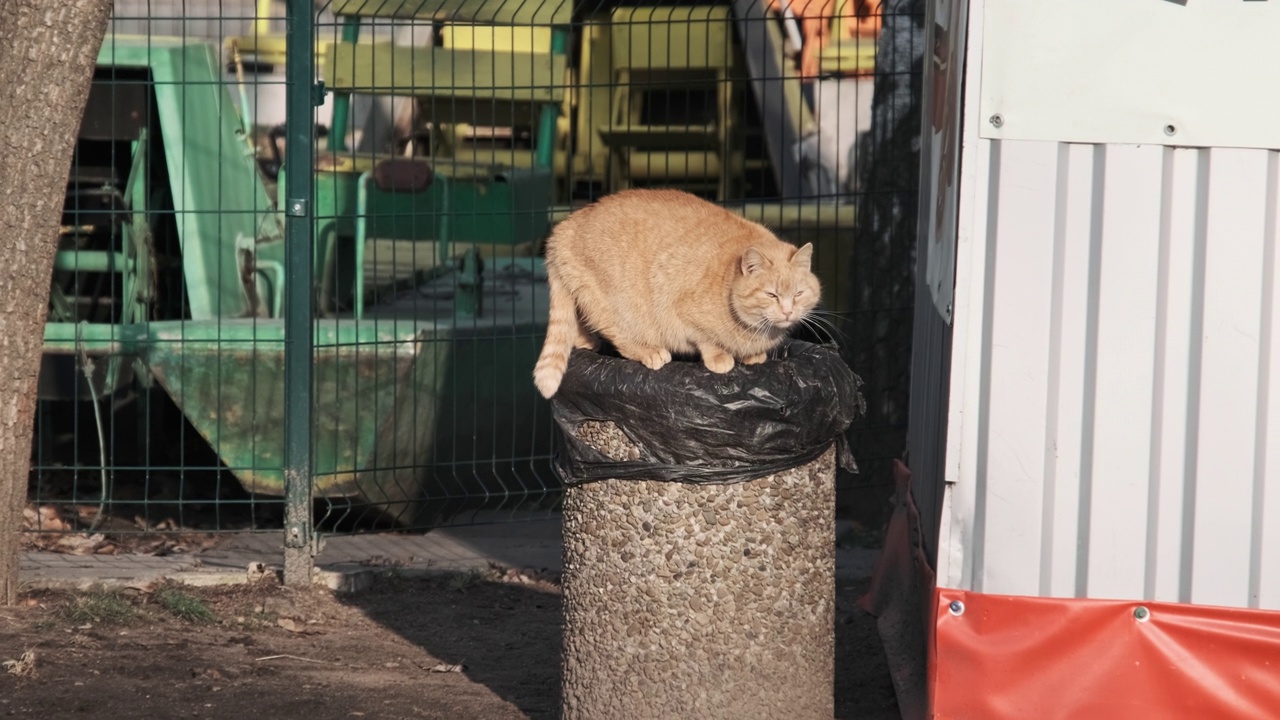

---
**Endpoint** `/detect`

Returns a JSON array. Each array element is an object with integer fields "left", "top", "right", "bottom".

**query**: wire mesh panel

[
  {"left": 24, "top": 0, "right": 919, "bottom": 545},
  {"left": 27, "top": 3, "right": 291, "bottom": 550},
  {"left": 307, "top": 0, "right": 567, "bottom": 531}
]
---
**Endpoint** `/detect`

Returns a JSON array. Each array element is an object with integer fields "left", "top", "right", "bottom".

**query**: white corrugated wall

[{"left": 935, "top": 2, "right": 1280, "bottom": 611}]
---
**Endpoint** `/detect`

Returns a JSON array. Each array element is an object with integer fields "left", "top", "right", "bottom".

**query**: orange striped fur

[{"left": 533, "top": 189, "right": 820, "bottom": 399}]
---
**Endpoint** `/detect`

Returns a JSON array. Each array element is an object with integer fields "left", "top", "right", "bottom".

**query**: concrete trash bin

[{"left": 552, "top": 342, "right": 864, "bottom": 720}]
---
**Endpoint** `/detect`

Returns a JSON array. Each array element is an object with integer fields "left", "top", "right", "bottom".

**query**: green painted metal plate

[
  {"left": 97, "top": 37, "right": 277, "bottom": 321},
  {"left": 143, "top": 319, "right": 446, "bottom": 498}
]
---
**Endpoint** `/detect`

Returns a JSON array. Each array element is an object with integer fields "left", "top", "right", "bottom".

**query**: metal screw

[
  {"left": 1163, "top": 124, "right": 1177, "bottom": 137},
  {"left": 948, "top": 600, "right": 965, "bottom": 616},
  {"left": 1134, "top": 606, "right": 1150, "bottom": 622},
  {"left": 290, "top": 201, "right": 304, "bottom": 215},
  {"left": 989, "top": 114, "right": 1004, "bottom": 128}
]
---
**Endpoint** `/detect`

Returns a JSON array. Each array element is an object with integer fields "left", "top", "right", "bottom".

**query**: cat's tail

[{"left": 533, "top": 276, "right": 578, "bottom": 399}]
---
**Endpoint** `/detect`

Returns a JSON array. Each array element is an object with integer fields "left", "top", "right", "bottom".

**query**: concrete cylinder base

[{"left": 561, "top": 420, "right": 836, "bottom": 720}]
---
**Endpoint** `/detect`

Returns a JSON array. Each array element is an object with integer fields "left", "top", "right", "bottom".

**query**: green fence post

[
  {"left": 283, "top": 0, "right": 317, "bottom": 586},
  {"left": 533, "top": 26, "right": 569, "bottom": 170}
]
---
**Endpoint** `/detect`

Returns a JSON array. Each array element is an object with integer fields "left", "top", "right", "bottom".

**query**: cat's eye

[
  {"left": 795, "top": 291, "right": 804, "bottom": 298},
  {"left": 766, "top": 292, "right": 778, "bottom": 299}
]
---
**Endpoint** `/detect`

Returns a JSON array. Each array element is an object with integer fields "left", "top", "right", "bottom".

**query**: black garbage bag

[{"left": 551, "top": 340, "right": 866, "bottom": 485}]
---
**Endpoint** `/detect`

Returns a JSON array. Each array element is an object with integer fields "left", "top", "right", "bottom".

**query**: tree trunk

[{"left": 0, "top": 1, "right": 114, "bottom": 605}]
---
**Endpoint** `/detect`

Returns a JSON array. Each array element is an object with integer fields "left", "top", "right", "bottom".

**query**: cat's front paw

[
  {"left": 639, "top": 348, "right": 672, "bottom": 370},
  {"left": 701, "top": 352, "right": 735, "bottom": 374},
  {"left": 742, "top": 352, "right": 768, "bottom": 365}
]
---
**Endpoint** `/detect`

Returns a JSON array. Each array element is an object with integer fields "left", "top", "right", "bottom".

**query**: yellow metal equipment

[{"left": 597, "top": 6, "right": 745, "bottom": 201}]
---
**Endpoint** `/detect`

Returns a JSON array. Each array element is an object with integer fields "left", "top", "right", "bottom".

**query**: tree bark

[{"left": 0, "top": 1, "right": 114, "bottom": 605}]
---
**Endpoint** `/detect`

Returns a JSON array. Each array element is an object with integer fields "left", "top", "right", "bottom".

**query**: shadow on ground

[
  {"left": 343, "top": 572, "right": 899, "bottom": 719},
  {"left": 346, "top": 573, "right": 564, "bottom": 719}
]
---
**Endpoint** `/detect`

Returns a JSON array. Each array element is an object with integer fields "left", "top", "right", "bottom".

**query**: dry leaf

[
  {"left": 427, "top": 663, "right": 465, "bottom": 673},
  {"left": 3, "top": 650, "right": 36, "bottom": 677},
  {"left": 246, "top": 562, "right": 272, "bottom": 582}
]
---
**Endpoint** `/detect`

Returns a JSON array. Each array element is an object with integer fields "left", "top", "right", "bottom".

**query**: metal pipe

[
  {"left": 283, "top": 0, "right": 317, "bottom": 586},
  {"left": 326, "top": 15, "right": 361, "bottom": 153},
  {"left": 355, "top": 172, "right": 368, "bottom": 318},
  {"left": 52, "top": 251, "right": 133, "bottom": 274}
]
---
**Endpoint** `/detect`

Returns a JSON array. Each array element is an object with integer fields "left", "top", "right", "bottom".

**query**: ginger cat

[{"left": 533, "top": 189, "right": 821, "bottom": 399}]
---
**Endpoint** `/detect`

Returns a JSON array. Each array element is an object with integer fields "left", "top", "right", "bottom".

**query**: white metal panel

[
  {"left": 1146, "top": 148, "right": 1202, "bottom": 604},
  {"left": 934, "top": 0, "right": 994, "bottom": 592},
  {"left": 1188, "top": 149, "right": 1273, "bottom": 608},
  {"left": 1041, "top": 143, "right": 1094, "bottom": 599},
  {"left": 974, "top": 139, "right": 1057, "bottom": 595},
  {"left": 1256, "top": 158, "right": 1280, "bottom": 608},
  {"left": 945, "top": 139, "right": 1280, "bottom": 609},
  {"left": 934, "top": 0, "right": 1280, "bottom": 611},
  {"left": 1081, "top": 146, "right": 1164, "bottom": 600},
  {"left": 978, "top": 0, "right": 1280, "bottom": 150}
]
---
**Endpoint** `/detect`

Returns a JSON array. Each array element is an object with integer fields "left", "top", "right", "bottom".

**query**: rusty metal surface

[{"left": 143, "top": 320, "right": 442, "bottom": 499}]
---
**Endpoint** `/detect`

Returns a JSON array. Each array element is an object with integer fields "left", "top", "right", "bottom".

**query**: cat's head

[{"left": 732, "top": 242, "right": 821, "bottom": 331}]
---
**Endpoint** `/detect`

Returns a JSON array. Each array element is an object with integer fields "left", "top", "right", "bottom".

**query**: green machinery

[{"left": 45, "top": 34, "right": 554, "bottom": 525}]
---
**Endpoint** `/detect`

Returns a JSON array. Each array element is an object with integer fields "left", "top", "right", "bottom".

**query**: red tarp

[{"left": 932, "top": 589, "right": 1280, "bottom": 719}]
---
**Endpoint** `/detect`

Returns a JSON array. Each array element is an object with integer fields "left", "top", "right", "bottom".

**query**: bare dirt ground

[{"left": 0, "top": 570, "right": 899, "bottom": 719}]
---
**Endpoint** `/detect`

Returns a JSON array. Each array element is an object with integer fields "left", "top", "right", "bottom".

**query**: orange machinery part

[
  {"left": 767, "top": 0, "right": 882, "bottom": 79},
  {"left": 932, "top": 589, "right": 1280, "bottom": 719}
]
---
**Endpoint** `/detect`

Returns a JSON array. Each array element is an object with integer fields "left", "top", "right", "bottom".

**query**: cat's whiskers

[
  {"left": 808, "top": 309, "right": 851, "bottom": 331},
  {"left": 797, "top": 313, "right": 846, "bottom": 345},
  {"left": 754, "top": 316, "right": 777, "bottom": 343}
]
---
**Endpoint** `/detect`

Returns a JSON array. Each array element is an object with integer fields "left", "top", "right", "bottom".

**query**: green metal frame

[
  {"left": 94, "top": 37, "right": 278, "bottom": 321},
  {"left": 352, "top": 170, "right": 451, "bottom": 318}
]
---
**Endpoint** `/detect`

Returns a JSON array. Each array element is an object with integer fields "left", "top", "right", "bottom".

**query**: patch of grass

[
  {"left": 60, "top": 590, "right": 135, "bottom": 626},
  {"left": 3, "top": 649, "right": 36, "bottom": 678},
  {"left": 445, "top": 568, "right": 495, "bottom": 592},
  {"left": 248, "top": 610, "right": 279, "bottom": 626},
  {"left": 155, "top": 586, "right": 217, "bottom": 624}
]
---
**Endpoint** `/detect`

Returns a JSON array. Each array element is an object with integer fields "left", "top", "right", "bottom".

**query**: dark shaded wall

[{"left": 840, "top": 0, "right": 926, "bottom": 529}]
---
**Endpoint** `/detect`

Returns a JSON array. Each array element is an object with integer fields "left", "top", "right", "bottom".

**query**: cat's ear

[
  {"left": 741, "top": 247, "right": 766, "bottom": 275},
  {"left": 791, "top": 243, "right": 814, "bottom": 269}
]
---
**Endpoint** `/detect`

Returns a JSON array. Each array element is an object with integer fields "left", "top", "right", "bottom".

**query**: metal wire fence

[{"left": 24, "top": 0, "right": 919, "bottom": 556}]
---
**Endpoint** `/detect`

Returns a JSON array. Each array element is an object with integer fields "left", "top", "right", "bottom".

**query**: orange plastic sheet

[
  {"left": 933, "top": 589, "right": 1280, "bottom": 719},
  {"left": 767, "top": 0, "right": 882, "bottom": 79},
  {"left": 859, "top": 459, "right": 933, "bottom": 719}
]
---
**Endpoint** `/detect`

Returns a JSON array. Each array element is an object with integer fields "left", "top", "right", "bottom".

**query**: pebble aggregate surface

[{"left": 562, "top": 420, "right": 836, "bottom": 719}]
